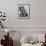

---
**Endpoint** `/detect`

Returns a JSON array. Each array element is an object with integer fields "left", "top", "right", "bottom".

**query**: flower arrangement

[{"left": 0, "top": 10, "right": 6, "bottom": 28}]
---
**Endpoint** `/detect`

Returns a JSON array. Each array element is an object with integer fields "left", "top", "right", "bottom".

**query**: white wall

[
  {"left": 0, "top": 0, "right": 46, "bottom": 27},
  {"left": 32, "top": 0, "right": 46, "bottom": 27},
  {"left": 0, "top": 0, "right": 46, "bottom": 33}
]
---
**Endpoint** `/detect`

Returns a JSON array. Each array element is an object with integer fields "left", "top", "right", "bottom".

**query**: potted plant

[{"left": 0, "top": 10, "right": 6, "bottom": 28}]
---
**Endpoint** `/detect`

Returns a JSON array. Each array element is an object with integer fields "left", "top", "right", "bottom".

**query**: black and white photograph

[{"left": 18, "top": 4, "right": 30, "bottom": 19}]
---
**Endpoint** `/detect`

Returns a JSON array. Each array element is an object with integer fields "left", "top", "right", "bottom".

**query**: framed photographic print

[{"left": 18, "top": 4, "right": 30, "bottom": 19}]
